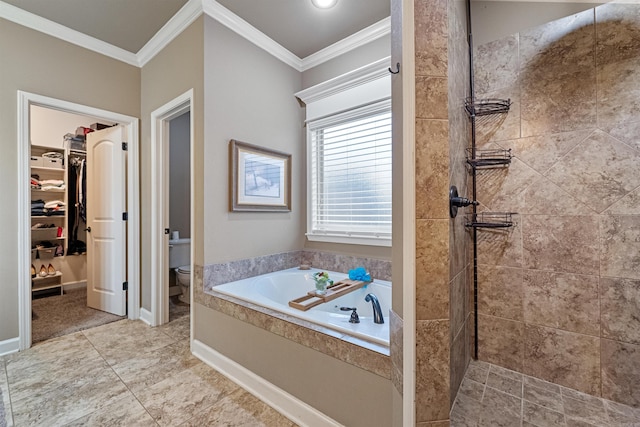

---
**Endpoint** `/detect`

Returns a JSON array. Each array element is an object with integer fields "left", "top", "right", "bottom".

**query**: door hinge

[
  {"left": 122, "top": 212, "right": 128, "bottom": 221},
  {"left": 122, "top": 281, "right": 128, "bottom": 291},
  {"left": 122, "top": 142, "right": 128, "bottom": 151}
]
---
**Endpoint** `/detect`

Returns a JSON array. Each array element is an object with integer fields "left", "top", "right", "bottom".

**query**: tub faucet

[
  {"left": 340, "top": 307, "right": 360, "bottom": 323},
  {"left": 365, "top": 293, "right": 384, "bottom": 324}
]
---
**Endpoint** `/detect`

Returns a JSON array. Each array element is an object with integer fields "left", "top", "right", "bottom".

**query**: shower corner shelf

[
  {"left": 465, "top": 98, "right": 511, "bottom": 117},
  {"left": 465, "top": 212, "right": 516, "bottom": 229},
  {"left": 466, "top": 148, "right": 512, "bottom": 168}
]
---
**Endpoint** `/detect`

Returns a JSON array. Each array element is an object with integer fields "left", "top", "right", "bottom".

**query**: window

[{"left": 307, "top": 100, "right": 392, "bottom": 246}]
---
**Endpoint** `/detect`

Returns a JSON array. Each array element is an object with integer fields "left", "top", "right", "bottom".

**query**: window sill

[{"left": 306, "top": 233, "right": 391, "bottom": 247}]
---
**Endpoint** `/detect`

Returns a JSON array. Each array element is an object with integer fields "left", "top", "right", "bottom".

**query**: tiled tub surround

[
  {"left": 211, "top": 268, "right": 391, "bottom": 347},
  {"left": 194, "top": 250, "right": 392, "bottom": 378},
  {"left": 473, "top": 4, "right": 640, "bottom": 408},
  {"left": 200, "top": 250, "right": 392, "bottom": 290}
]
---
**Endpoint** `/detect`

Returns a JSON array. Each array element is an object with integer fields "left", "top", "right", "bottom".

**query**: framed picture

[{"left": 229, "top": 140, "right": 292, "bottom": 212}]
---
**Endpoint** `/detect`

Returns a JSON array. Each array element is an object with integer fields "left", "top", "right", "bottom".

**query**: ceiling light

[{"left": 311, "top": 0, "right": 338, "bottom": 9}]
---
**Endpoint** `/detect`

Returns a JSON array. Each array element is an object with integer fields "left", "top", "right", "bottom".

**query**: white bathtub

[{"left": 211, "top": 267, "right": 391, "bottom": 347}]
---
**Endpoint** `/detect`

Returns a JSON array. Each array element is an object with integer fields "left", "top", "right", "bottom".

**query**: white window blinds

[{"left": 308, "top": 100, "right": 392, "bottom": 244}]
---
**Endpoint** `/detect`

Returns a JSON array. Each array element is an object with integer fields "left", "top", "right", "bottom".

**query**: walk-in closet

[{"left": 29, "top": 105, "right": 122, "bottom": 343}]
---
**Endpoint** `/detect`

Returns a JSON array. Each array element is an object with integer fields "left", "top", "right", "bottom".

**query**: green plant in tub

[{"left": 312, "top": 271, "right": 333, "bottom": 296}]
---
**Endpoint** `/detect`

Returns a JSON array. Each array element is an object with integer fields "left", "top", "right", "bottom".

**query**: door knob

[{"left": 84, "top": 227, "right": 91, "bottom": 233}]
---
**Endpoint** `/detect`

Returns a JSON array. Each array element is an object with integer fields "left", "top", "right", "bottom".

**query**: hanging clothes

[{"left": 67, "top": 155, "right": 87, "bottom": 255}]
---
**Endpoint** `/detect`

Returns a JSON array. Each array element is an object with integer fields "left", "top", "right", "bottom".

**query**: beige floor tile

[
  {"left": 458, "top": 378, "right": 485, "bottom": 401},
  {"left": 0, "top": 359, "right": 12, "bottom": 427},
  {"left": 11, "top": 366, "right": 130, "bottom": 427},
  {"left": 180, "top": 388, "right": 296, "bottom": 427},
  {"left": 111, "top": 340, "right": 200, "bottom": 394},
  {"left": 8, "top": 353, "right": 109, "bottom": 404},
  {"left": 487, "top": 370, "right": 523, "bottom": 397},
  {"left": 451, "top": 393, "right": 483, "bottom": 427},
  {"left": 64, "top": 395, "right": 157, "bottom": 427},
  {"left": 466, "top": 360, "right": 490, "bottom": 384},
  {"left": 159, "top": 314, "right": 190, "bottom": 341},
  {"left": 82, "top": 319, "right": 176, "bottom": 365},
  {"left": 561, "top": 396, "right": 610, "bottom": 426},
  {"left": 524, "top": 383, "right": 564, "bottom": 413},
  {"left": 4, "top": 332, "right": 95, "bottom": 373},
  {"left": 135, "top": 362, "right": 240, "bottom": 426},
  {"left": 523, "top": 400, "right": 565, "bottom": 427}
]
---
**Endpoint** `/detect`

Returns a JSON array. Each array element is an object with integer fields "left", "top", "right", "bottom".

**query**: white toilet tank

[{"left": 169, "top": 238, "right": 190, "bottom": 268}]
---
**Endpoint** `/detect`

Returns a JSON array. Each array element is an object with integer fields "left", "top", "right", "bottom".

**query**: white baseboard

[
  {"left": 62, "top": 280, "right": 87, "bottom": 290},
  {"left": 139, "top": 307, "right": 153, "bottom": 326},
  {"left": 191, "top": 339, "right": 342, "bottom": 427},
  {"left": 0, "top": 337, "right": 20, "bottom": 356}
]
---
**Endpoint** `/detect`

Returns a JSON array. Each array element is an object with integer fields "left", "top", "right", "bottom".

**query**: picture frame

[{"left": 229, "top": 139, "right": 292, "bottom": 212}]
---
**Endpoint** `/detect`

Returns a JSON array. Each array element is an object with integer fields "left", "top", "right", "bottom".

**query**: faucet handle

[{"left": 340, "top": 307, "right": 360, "bottom": 323}]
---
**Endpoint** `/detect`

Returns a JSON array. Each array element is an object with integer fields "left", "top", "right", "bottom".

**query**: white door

[{"left": 86, "top": 126, "right": 127, "bottom": 315}]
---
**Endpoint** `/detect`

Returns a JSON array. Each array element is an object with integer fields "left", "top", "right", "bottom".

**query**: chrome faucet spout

[{"left": 365, "top": 293, "right": 384, "bottom": 324}]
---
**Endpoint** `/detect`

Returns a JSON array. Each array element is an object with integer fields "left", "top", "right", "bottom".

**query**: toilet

[
  {"left": 169, "top": 237, "right": 190, "bottom": 304},
  {"left": 175, "top": 265, "right": 191, "bottom": 304}
]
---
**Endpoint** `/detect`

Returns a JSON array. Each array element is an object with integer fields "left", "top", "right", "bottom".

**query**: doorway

[
  {"left": 150, "top": 90, "right": 194, "bottom": 327},
  {"left": 18, "top": 91, "right": 140, "bottom": 350}
]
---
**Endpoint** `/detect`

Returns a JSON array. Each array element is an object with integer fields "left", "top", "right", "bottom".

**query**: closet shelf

[
  {"left": 466, "top": 148, "right": 512, "bottom": 168},
  {"left": 32, "top": 271, "right": 62, "bottom": 282},
  {"left": 31, "top": 216, "right": 64, "bottom": 219},
  {"left": 31, "top": 188, "right": 65, "bottom": 193},
  {"left": 31, "top": 166, "right": 65, "bottom": 173},
  {"left": 465, "top": 98, "right": 511, "bottom": 117},
  {"left": 465, "top": 212, "right": 515, "bottom": 229}
]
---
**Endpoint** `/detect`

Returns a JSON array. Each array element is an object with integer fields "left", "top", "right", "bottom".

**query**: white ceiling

[{"left": 1, "top": 0, "right": 390, "bottom": 59}]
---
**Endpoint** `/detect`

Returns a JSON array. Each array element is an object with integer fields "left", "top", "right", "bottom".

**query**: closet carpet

[{"left": 31, "top": 287, "right": 124, "bottom": 344}]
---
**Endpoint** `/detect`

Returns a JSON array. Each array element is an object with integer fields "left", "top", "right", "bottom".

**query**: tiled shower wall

[
  {"left": 414, "top": 0, "right": 471, "bottom": 423},
  {"left": 473, "top": 5, "right": 640, "bottom": 408}
]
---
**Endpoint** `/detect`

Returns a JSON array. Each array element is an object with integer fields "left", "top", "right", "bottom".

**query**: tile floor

[
  {"left": 0, "top": 312, "right": 296, "bottom": 427},
  {"left": 451, "top": 359, "right": 640, "bottom": 427}
]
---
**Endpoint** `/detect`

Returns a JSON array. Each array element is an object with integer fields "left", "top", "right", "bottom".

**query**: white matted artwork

[{"left": 229, "top": 139, "right": 291, "bottom": 212}]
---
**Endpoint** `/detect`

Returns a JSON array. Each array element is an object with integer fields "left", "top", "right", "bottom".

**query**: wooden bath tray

[{"left": 288, "top": 278, "right": 372, "bottom": 311}]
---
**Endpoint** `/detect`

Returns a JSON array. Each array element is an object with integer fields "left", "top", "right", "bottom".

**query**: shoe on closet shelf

[
  {"left": 31, "top": 264, "right": 36, "bottom": 278},
  {"left": 39, "top": 265, "right": 47, "bottom": 277},
  {"left": 47, "top": 264, "right": 56, "bottom": 276}
]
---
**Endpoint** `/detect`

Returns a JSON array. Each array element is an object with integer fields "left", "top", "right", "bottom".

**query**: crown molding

[
  {"left": 202, "top": 0, "right": 303, "bottom": 71},
  {"left": 295, "top": 56, "right": 391, "bottom": 104},
  {"left": 1, "top": 0, "right": 390, "bottom": 72},
  {"left": 137, "top": 0, "right": 204, "bottom": 67},
  {"left": 300, "top": 17, "right": 391, "bottom": 71},
  {"left": 0, "top": 0, "right": 139, "bottom": 66}
]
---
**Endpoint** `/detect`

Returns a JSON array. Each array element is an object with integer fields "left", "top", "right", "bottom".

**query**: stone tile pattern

[
  {"left": 451, "top": 360, "right": 640, "bottom": 427},
  {"left": 390, "top": 309, "right": 404, "bottom": 396},
  {"left": 200, "top": 249, "right": 391, "bottom": 291},
  {"left": 473, "top": 5, "right": 640, "bottom": 409},
  {"left": 413, "top": 0, "right": 472, "bottom": 423},
  {"left": 195, "top": 283, "right": 391, "bottom": 380},
  {"left": 0, "top": 316, "right": 296, "bottom": 427}
]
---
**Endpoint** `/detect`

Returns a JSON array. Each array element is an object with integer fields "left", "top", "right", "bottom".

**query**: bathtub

[{"left": 211, "top": 267, "right": 391, "bottom": 347}]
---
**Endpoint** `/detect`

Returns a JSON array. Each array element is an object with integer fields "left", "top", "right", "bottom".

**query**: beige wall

[
  {"left": 141, "top": 17, "right": 204, "bottom": 310},
  {"left": 169, "top": 111, "right": 191, "bottom": 239},
  {"left": 201, "top": 16, "right": 304, "bottom": 265},
  {"left": 195, "top": 304, "right": 392, "bottom": 427},
  {"left": 301, "top": 34, "right": 391, "bottom": 90},
  {"left": 474, "top": 4, "right": 640, "bottom": 408},
  {"left": 0, "top": 18, "right": 140, "bottom": 342}
]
